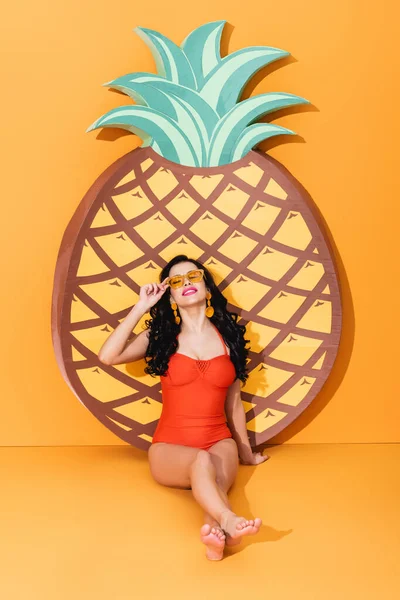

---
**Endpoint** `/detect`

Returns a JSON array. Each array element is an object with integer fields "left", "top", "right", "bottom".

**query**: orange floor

[{"left": 1, "top": 443, "right": 399, "bottom": 599}]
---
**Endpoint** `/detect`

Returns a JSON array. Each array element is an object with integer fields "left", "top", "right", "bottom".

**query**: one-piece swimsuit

[{"left": 152, "top": 323, "right": 236, "bottom": 450}]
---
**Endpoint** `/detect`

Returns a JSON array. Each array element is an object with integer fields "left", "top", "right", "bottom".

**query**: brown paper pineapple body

[{"left": 52, "top": 22, "right": 342, "bottom": 450}]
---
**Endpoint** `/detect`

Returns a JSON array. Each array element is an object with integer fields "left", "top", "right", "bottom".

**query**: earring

[
  {"left": 170, "top": 301, "right": 181, "bottom": 325},
  {"left": 205, "top": 291, "right": 214, "bottom": 318}
]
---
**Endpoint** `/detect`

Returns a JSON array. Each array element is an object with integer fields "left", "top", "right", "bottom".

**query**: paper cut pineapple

[{"left": 52, "top": 21, "right": 342, "bottom": 450}]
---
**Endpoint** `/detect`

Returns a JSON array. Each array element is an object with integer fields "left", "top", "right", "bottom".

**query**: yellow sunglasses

[{"left": 166, "top": 269, "right": 205, "bottom": 289}]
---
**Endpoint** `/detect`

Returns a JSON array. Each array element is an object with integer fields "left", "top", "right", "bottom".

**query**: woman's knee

[
  {"left": 208, "top": 442, "right": 239, "bottom": 492},
  {"left": 188, "top": 451, "right": 230, "bottom": 491},
  {"left": 189, "top": 450, "right": 215, "bottom": 476}
]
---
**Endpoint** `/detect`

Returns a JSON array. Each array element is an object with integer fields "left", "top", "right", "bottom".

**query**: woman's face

[{"left": 167, "top": 261, "right": 207, "bottom": 308}]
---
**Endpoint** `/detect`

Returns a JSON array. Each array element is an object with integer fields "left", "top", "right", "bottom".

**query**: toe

[{"left": 201, "top": 524, "right": 211, "bottom": 536}]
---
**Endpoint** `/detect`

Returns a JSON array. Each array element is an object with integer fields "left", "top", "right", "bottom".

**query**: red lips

[{"left": 182, "top": 286, "right": 198, "bottom": 296}]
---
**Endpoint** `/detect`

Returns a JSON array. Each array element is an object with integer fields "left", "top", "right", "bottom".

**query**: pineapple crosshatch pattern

[{"left": 51, "top": 21, "right": 342, "bottom": 451}]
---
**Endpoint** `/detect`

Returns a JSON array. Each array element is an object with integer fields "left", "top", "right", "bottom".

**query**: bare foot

[
  {"left": 220, "top": 510, "right": 262, "bottom": 540},
  {"left": 225, "top": 533, "right": 243, "bottom": 547},
  {"left": 200, "top": 523, "right": 226, "bottom": 561}
]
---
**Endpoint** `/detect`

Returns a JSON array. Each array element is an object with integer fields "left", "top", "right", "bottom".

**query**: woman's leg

[
  {"left": 148, "top": 441, "right": 200, "bottom": 489},
  {"left": 148, "top": 441, "right": 231, "bottom": 518},
  {"left": 148, "top": 441, "right": 227, "bottom": 560},
  {"left": 202, "top": 439, "right": 238, "bottom": 530},
  {"left": 203, "top": 490, "right": 232, "bottom": 528},
  {"left": 206, "top": 438, "right": 263, "bottom": 541},
  {"left": 202, "top": 485, "right": 242, "bottom": 548},
  {"left": 189, "top": 450, "right": 233, "bottom": 560},
  {"left": 204, "top": 439, "right": 241, "bottom": 545},
  {"left": 189, "top": 450, "right": 232, "bottom": 523},
  {"left": 148, "top": 440, "right": 261, "bottom": 555}
]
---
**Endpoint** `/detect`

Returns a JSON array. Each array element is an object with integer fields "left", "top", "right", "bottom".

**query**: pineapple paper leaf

[
  {"left": 102, "top": 81, "right": 206, "bottom": 163},
  {"left": 209, "top": 92, "right": 310, "bottom": 166},
  {"left": 149, "top": 139, "right": 162, "bottom": 153},
  {"left": 103, "top": 72, "right": 161, "bottom": 88},
  {"left": 159, "top": 92, "right": 207, "bottom": 165},
  {"left": 181, "top": 20, "right": 226, "bottom": 89},
  {"left": 231, "top": 123, "right": 296, "bottom": 162},
  {"left": 147, "top": 80, "right": 219, "bottom": 140},
  {"left": 89, "top": 23, "right": 313, "bottom": 166},
  {"left": 86, "top": 105, "right": 199, "bottom": 166},
  {"left": 104, "top": 78, "right": 179, "bottom": 121},
  {"left": 104, "top": 73, "right": 219, "bottom": 139},
  {"left": 135, "top": 27, "right": 197, "bottom": 89},
  {"left": 201, "top": 46, "right": 290, "bottom": 116}
]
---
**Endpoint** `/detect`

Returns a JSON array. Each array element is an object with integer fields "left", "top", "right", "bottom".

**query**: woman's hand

[
  {"left": 136, "top": 277, "right": 170, "bottom": 313},
  {"left": 239, "top": 451, "right": 270, "bottom": 465}
]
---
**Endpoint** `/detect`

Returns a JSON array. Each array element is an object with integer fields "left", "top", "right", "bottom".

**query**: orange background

[{"left": 1, "top": 1, "right": 399, "bottom": 446}]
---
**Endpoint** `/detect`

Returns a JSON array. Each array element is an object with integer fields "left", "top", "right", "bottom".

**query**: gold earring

[
  {"left": 170, "top": 301, "right": 181, "bottom": 325},
  {"left": 205, "top": 291, "right": 214, "bottom": 318}
]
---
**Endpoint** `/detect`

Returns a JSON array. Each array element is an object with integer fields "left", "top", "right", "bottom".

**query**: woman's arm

[
  {"left": 225, "top": 379, "right": 254, "bottom": 462},
  {"left": 98, "top": 278, "right": 169, "bottom": 365},
  {"left": 98, "top": 302, "right": 149, "bottom": 365}
]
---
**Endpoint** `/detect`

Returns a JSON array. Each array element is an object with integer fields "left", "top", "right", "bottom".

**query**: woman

[{"left": 98, "top": 254, "right": 269, "bottom": 561}]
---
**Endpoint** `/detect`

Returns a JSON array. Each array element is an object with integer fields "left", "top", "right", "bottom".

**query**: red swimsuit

[{"left": 152, "top": 323, "right": 236, "bottom": 450}]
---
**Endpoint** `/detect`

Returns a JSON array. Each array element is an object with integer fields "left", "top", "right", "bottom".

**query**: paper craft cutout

[{"left": 52, "top": 21, "right": 342, "bottom": 450}]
